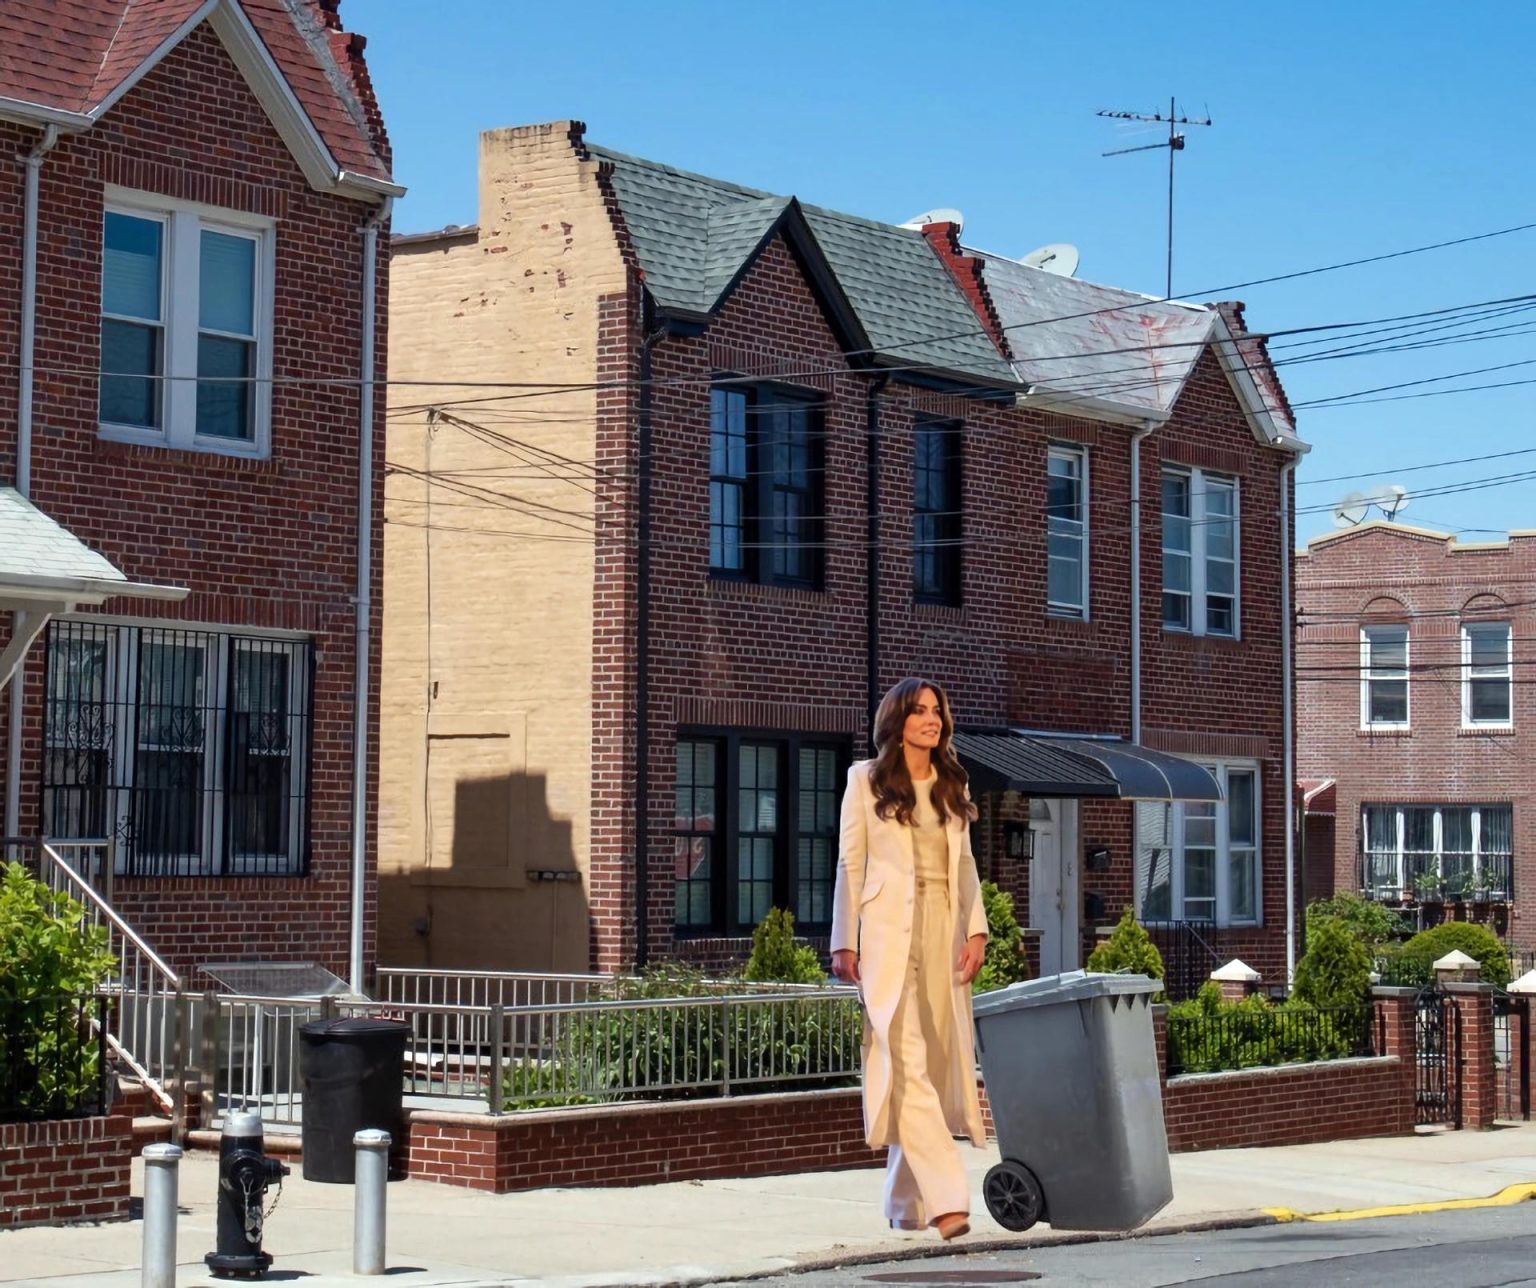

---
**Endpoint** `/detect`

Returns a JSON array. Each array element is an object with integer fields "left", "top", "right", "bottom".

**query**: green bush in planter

[
  {"left": 1293, "top": 915, "right": 1374, "bottom": 1012},
  {"left": 973, "top": 882, "right": 1031, "bottom": 995},
  {"left": 1085, "top": 907, "right": 1166, "bottom": 996},
  {"left": 743, "top": 908, "right": 826, "bottom": 984}
]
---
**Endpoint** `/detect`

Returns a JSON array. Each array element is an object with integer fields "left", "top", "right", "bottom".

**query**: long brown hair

[{"left": 868, "top": 677, "right": 977, "bottom": 826}]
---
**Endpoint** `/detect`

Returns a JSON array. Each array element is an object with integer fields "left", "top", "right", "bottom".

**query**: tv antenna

[{"left": 1096, "top": 98, "right": 1213, "bottom": 297}]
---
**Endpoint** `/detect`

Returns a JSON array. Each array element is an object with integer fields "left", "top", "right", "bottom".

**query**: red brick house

[
  {"left": 0, "top": 0, "right": 400, "bottom": 991},
  {"left": 383, "top": 123, "right": 1305, "bottom": 991},
  {"left": 1297, "top": 521, "right": 1533, "bottom": 944}
]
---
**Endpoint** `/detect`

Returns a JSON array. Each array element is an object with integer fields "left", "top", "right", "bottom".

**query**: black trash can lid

[{"left": 299, "top": 1017, "right": 410, "bottom": 1040}]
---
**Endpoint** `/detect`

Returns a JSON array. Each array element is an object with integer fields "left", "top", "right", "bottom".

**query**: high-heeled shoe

[{"left": 934, "top": 1212, "right": 970, "bottom": 1241}]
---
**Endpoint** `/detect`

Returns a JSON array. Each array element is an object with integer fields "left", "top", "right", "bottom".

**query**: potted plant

[
  {"left": 1413, "top": 870, "right": 1444, "bottom": 904},
  {"left": 1473, "top": 868, "right": 1505, "bottom": 904},
  {"left": 1445, "top": 870, "right": 1474, "bottom": 904}
]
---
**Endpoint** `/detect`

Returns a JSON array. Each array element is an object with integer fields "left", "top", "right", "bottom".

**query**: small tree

[
  {"left": 1395, "top": 922, "right": 1511, "bottom": 988},
  {"left": 1293, "top": 915, "right": 1373, "bottom": 1011},
  {"left": 1086, "top": 908, "right": 1166, "bottom": 985},
  {"left": 973, "top": 881, "right": 1030, "bottom": 994},
  {"left": 743, "top": 908, "right": 826, "bottom": 985},
  {"left": 1304, "top": 893, "right": 1408, "bottom": 950}
]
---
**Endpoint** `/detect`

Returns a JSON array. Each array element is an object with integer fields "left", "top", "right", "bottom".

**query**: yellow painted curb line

[{"left": 1265, "top": 1182, "right": 1536, "bottom": 1224}]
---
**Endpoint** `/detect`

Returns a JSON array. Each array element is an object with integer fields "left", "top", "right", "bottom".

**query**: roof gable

[{"left": 0, "top": 0, "right": 396, "bottom": 198}]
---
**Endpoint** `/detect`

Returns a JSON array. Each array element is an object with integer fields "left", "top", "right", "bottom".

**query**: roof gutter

[
  {"left": 0, "top": 100, "right": 90, "bottom": 131},
  {"left": 5, "top": 122, "right": 60, "bottom": 848}
]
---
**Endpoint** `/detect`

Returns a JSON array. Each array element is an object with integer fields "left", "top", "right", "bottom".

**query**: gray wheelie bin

[{"left": 971, "top": 970, "right": 1170, "bottom": 1233}]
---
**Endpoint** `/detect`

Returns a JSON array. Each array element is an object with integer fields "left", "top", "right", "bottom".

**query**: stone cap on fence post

[
  {"left": 1210, "top": 959, "right": 1261, "bottom": 1003},
  {"left": 1433, "top": 949, "right": 1482, "bottom": 984},
  {"left": 1510, "top": 969, "right": 1536, "bottom": 995}
]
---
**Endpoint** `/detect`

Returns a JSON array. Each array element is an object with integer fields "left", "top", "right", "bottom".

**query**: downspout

[
  {"left": 349, "top": 195, "right": 390, "bottom": 996},
  {"left": 633, "top": 294, "right": 664, "bottom": 968},
  {"left": 1128, "top": 421, "right": 1156, "bottom": 745},
  {"left": 1280, "top": 455, "right": 1299, "bottom": 985},
  {"left": 4, "top": 124, "right": 60, "bottom": 846},
  {"left": 865, "top": 374, "right": 890, "bottom": 737}
]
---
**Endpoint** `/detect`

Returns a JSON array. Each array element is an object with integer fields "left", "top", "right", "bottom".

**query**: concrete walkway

[{"left": 4, "top": 1126, "right": 1536, "bottom": 1288}]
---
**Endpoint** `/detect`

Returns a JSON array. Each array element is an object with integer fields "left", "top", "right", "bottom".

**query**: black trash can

[{"left": 298, "top": 1017, "right": 409, "bottom": 1183}]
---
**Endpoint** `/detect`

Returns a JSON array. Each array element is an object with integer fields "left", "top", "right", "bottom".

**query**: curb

[{"left": 1266, "top": 1181, "right": 1536, "bottom": 1224}]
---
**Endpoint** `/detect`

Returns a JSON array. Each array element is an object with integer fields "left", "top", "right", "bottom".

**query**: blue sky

[{"left": 364, "top": 1, "right": 1536, "bottom": 546}]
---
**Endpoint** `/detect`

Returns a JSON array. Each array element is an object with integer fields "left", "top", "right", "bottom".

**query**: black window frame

[
  {"left": 670, "top": 730, "right": 850, "bottom": 936},
  {"left": 708, "top": 381, "right": 824, "bottom": 590},
  {"left": 913, "top": 417, "right": 963, "bottom": 605}
]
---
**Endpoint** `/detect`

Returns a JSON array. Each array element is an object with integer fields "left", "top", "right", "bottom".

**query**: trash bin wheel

[{"left": 984, "top": 1159, "right": 1044, "bottom": 1232}]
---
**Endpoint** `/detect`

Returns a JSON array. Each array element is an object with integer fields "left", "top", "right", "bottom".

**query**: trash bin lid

[
  {"left": 972, "top": 969, "right": 1160, "bottom": 1018},
  {"left": 299, "top": 1017, "right": 410, "bottom": 1040}
]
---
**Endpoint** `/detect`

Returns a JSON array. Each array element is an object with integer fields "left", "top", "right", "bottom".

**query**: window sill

[
  {"left": 1045, "top": 611, "right": 1093, "bottom": 630},
  {"left": 914, "top": 599, "right": 964, "bottom": 623},
  {"left": 94, "top": 433, "right": 281, "bottom": 474},
  {"left": 1162, "top": 629, "right": 1243, "bottom": 650},
  {"left": 1358, "top": 726, "right": 1412, "bottom": 738},
  {"left": 707, "top": 577, "right": 826, "bottom": 605},
  {"left": 1459, "top": 724, "right": 1515, "bottom": 736}
]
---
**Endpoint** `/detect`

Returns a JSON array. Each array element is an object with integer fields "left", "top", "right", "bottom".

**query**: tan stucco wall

[{"left": 380, "top": 123, "right": 625, "bottom": 971}]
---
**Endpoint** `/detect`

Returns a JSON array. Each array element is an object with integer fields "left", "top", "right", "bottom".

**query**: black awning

[{"left": 953, "top": 730, "right": 1223, "bottom": 803}]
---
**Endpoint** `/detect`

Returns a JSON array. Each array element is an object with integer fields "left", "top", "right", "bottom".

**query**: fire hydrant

[{"left": 205, "top": 1110, "right": 288, "bottom": 1278}]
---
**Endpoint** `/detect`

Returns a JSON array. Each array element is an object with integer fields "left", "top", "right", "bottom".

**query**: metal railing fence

[
  {"left": 1166, "top": 1003, "right": 1378, "bottom": 1077},
  {"left": 0, "top": 994, "right": 110, "bottom": 1123}
]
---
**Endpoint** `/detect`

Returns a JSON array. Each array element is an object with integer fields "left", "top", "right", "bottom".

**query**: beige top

[{"left": 911, "top": 774, "right": 950, "bottom": 883}]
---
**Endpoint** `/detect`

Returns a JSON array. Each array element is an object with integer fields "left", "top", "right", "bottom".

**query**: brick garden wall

[{"left": 0, "top": 1114, "right": 133, "bottom": 1228}]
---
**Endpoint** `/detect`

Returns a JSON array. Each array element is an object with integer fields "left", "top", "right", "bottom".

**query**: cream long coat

[{"left": 831, "top": 759, "right": 989, "bottom": 1150}]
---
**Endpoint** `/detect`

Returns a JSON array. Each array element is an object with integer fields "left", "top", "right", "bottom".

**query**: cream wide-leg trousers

[{"left": 882, "top": 873, "right": 969, "bottom": 1228}]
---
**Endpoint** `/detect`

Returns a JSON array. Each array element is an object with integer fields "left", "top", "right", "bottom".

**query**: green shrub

[
  {"left": 742, "top": 908, "right": 826, "bottom": 984},
  {"left": 973, "top": 882, "right": 1031, "bottom": 994},
  {"left": 1393, "top": 923, "right": 1511, "bottom": 988},
  {"left": 1165, "top": 985, "right": 1365, "bottom": 1075},
  {"left": 1293, "top": 916, "right": 1374, "bottom": 1011},
  {"left": 1086, "top": 908, "right": 1166, "bottom": 989},
  {"left": 1304, "top": 894, "right": 1410, "bottom": 949},
  {"left": 0, "top": 863, "right": 116, "bottom": 1119}
]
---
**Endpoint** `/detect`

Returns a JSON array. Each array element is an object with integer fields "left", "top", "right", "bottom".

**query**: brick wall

[
  {"left": 1297, "top": 525, "right": 1536, "bottom": 945},
  {"left": 406, "top": 1089, "right": 882, "bottom": 1192},
  {"left": 0, "top": 19, "right": 389, "bottom": 978},
  {"left": 0, "top": 1114, "right": 133, "bottom": 1228}
]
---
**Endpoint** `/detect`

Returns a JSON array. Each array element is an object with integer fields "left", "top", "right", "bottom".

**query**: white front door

[{"left": 1029, "top": 799, "right": 1080, "bottom": 976}]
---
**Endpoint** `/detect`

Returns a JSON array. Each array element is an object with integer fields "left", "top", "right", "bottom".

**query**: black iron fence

[
  {"left": 1166, "top": 1003, "right": 1378, "bottom": 1077},
  {"left": 0, "top": 994, "right": 109, "bottom": 1122},
  {"left": 41, "top": 621, "right": 315, "bottom": 877},
  {"left": 1146, "top": 920, "right": 1220, "bottom": 1002}
]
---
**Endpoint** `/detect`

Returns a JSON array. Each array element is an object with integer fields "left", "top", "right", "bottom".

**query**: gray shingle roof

[
  {"left": 0, "top": 487, "right": 129, "bottom": 588},
  {"left": 588, "top": 145, "right": 1017, "bottom": 386}
]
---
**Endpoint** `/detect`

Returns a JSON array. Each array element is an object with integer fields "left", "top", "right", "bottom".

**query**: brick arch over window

[
  {"left": 1360, "top": 594, "right": 1410, "bottom": 620},
  {"left": 1461, "top": 590, "right": 1512, "bottom": 615}
]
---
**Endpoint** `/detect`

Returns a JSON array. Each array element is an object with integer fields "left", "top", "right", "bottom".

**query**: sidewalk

[{"left": 4, "top": 1126, "right": 1536, "bottom": 1288}]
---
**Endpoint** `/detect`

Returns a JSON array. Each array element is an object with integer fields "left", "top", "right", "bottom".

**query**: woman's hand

[
  {"left": 831, "top": 949, "right": 861, "bottom": 984},
  {"left": 955, "top": 933, "right": 988, "bottom": 985}
]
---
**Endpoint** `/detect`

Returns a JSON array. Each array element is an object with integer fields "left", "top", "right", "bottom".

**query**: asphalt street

[{"left": 737, "top": 1205, "right": 1536, "bottom": 1287}]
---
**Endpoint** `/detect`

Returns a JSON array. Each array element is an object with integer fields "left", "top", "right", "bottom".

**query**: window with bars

[
  {"left": 1047, "top": 445, "right": 1087, "bottom": 617},
  {"left": 101, "top": 196, "right": 271, "bottom": 456},
  {"left": 913, "top": 418, "right": 962, "bottom": 604},
  {"left": 41, "top": 621, "right": 313, "bottom": 877},
  {"left": 671, "top": 733, "right": 845, "bottom": 934},
  {"left": 707, "top": 384, "right": 823, "bottom": 588},
  {"left": 1462, "top": 622, "right": 1512, "bottom": 726},
  {"left": 1161, "top": 468, "right": 1238, "bottom": 637},
  {"left": 1361, "top": 803, "right": 1513, "bottom": 900},
  {"left": 1361, "top": 625, "right": 1410, "bottom": 728},
  {"left": 1135, "top": 763, "right": 1260, "bottom": 927}
]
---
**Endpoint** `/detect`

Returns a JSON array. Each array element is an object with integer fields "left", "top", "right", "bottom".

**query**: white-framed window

[
  {"left": 41, "top": 620, "right": 313, "bottom": 877},
  {"left": 1462, "top": 622, "right": 1512, "bottom": 727},
  {"left": 1361, "top": 803, "right": 1513, "bottom": 901},
  {"left": 1136, "top": 762, "right": 1260, "bottom": 927},
  {"left": 1047, "top": 444, "right": 1088, "bottom": 618},
  {"left": 1360, "top": 625, "right": 1410, "bottom": 729},
  {"left": 1161, "top": 467, "right": 1238, "bottom": 637},
  {"left": 100, "top": 191, "right": 274, "bottom": 457}
]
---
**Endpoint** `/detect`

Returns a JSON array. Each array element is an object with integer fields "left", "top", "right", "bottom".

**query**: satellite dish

[
  {"left": 1332, "top": 492, "right": 1369, "bottom": 528},
  {"left": 1019, "top": 243, "right": 1081, "bottom": 277},
  {"left": 1369, "top": 483, "right": 1411, "bottom": 520},
  {"left": 900, "top": 207, "right": 965, "bottom": 232}
]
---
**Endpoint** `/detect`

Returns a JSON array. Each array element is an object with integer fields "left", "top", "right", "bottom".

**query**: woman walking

[{"left": 831, "top": 677, "right": 989, "bottom": 1240}]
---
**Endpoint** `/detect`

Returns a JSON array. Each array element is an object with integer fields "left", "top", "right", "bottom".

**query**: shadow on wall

[{"left": 379, "top": 770, "right": 590, "bottom": 975}]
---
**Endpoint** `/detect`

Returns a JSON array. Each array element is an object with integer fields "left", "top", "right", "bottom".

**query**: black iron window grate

[{"left": 41, "top": 621, "right": 314, "bottom": 877}]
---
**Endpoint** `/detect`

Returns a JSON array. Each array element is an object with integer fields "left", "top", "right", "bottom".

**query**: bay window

[{"left": 1362, "top": 803, "right": 1513, "bottom": 901}]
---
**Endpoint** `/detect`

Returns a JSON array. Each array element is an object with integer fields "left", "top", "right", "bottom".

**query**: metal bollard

[
  {"left": 352, "top": 1130, "right": 391, "bottom": 1275},
  {"left": 141, "top": 1143, "right": 183, "bottom": 1288}
]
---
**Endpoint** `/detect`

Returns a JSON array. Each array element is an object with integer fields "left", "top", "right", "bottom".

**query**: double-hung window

[
  {"left": 42, "top": 621, "right": 313, "bottom": 876},
  {"left": 1047, "top": 445, "right": 1088, "bottom": 617},
  {"left": 672, "top": 734, "right": 844, "bottom": 933},
  {"left": 1361, "top": 625, "right": 1410, "bottom": 729},
  {"left": 1136, "top": 763, "right": 1259, "bottom": 926},
  {"left": 708, "top": 384, "right": 823, "bottom": 588},
  {"left": 1361, "top": 803, "right": 1513, "bottom": 901},
  {"left": 1463, "top": 622, "right": 1512, "bottom": 727},
  {"left": 101, "top": 194, "right": 272, "bottom": 456},
  {"left": 913, "top": 418, "right": 962, "bottom": 604},
  {"left": 1161, "top": 468, "right": 1238, "bottom": 636}
]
